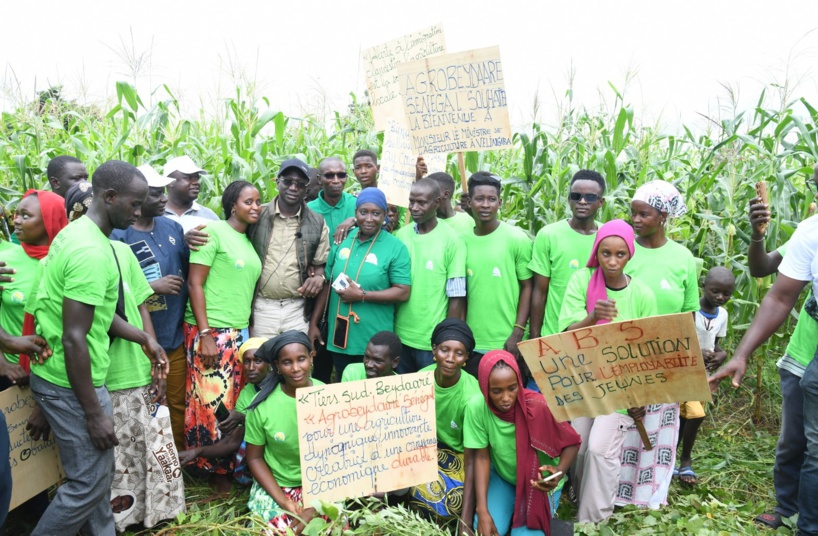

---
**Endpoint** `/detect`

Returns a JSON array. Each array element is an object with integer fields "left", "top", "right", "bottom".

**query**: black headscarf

[
  {"left": 64, "top": 180, "right": 93, "bottom": 222},
  {"left": 246, "top": 330, "right": 312, "bottom": 411},
  {"left": 430, "top": 318, "right": 475, "bottom": 352}
]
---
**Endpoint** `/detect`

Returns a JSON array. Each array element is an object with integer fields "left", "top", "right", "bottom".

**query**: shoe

[
  {"left": 678, "top": 466, "right": 697, "bottom": 486},
  {"left": 754, "top": 512, "right": 784, "bottom": 529}
]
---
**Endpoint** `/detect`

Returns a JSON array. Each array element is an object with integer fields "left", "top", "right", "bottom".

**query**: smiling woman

[{"left": 183, "top": 180, "right": 263, "bottom": 494}]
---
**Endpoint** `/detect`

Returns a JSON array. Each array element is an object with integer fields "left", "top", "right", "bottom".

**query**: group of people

[{"left": 0, "top": 148, "right": 814, "bottom": 536}]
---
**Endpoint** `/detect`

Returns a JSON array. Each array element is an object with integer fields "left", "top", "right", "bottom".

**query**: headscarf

[
  {"left": 19, "top": 190, "right": 69, "bottom": 260},
  {"left": 246, "top": 330, "right": 312, "bottom": 411},
  {"left": 18, "top": 190, "right": 69, "bottom": 372},
  {"left": 632, "top": 180, "right": 687, "bottom": 218},
  {"left": 585, "top": 219, "right": 635, "bottom": 324},
  {"left": 356, "top": 187, "right": 388, "bottom": 211},
  {"left": 238, "top": 337, "right": 266, "bottom": 362},
  {"left": 478, "top": 351, "right": 581, "bottom": 535},
  {"left": 64, "top": 180, "right": 93, "bottom": 222},
  {"left": 430, "top": 318, "right": 475, "bottom": 352}
]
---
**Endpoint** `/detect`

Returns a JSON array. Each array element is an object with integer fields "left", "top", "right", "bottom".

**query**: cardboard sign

[
  {"left": 518, "top": 313, "right": 712, "bottom": 422},
  {"left": 297, "top": 371, "right": 437, "bottom": 504},
  {"left": 362, "top": 24, "right": 447, "bottom": 131},
  {"left": 379, "top": 118, "right": 448, "bottom": 207},
  {"left": 1, "top": 386, "right": 65, "bottom": 510},
  {"left": 397, "top": 46, "right": 513, "bottom": 154}
]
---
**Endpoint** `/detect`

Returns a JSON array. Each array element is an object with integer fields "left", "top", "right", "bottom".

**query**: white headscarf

[{"left": 633, "top": 180, "right": 688, "bottom": 218}]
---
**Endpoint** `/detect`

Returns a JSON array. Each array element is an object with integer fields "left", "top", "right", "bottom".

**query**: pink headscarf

[{"left": 585, "top": 219, "right": 635, "bottom": 324}]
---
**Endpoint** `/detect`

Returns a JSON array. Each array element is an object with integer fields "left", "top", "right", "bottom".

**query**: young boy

[{"left": 677, "top": 266, "right": 735, "bottom": 485}]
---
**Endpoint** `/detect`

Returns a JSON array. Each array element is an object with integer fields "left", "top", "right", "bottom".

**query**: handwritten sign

[
  {"left": 1, "top": 386, "right": 64, "bottom": 510},
  {"left": 296, "top": 371, "right": 437, "bottom": 504},
  {"left": 379, "top": 119, "right": 448, "bottom": 207},
  {"left": 397, "top": 46, "right": 513, "bottom": 155},
  {"left": 362, "top": 24, "right": 447, "bottom": 131},
  {"left": 518, "top": 314, "right": 712, "bottom": 422}
]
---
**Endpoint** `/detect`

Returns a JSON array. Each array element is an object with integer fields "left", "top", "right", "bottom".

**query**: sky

[{"left": 2, "top": 0, "right": 818, "bottom": 133}]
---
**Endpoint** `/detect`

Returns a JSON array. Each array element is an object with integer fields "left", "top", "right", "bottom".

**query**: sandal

[
  {"left": 678, "top": 466, "right": 697, "bottom": 485},
  {"left": 754, "top": 512, "right": 785, "bottom": 529},
  {"left": 672, "top": 467, "right": 680, "bottom": 478}
]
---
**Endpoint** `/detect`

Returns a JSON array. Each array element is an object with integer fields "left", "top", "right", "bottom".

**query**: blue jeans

[
  {"left": 397, "top": 345, "right": 435, "bottom": 374},
  {"left": 0, "top": 411, "right": 10, "bottom": 529},
  {"left": 798, "top": 354, "right": 818, "bottom": 535},
  {"left": 474, "top": 466, "right": 550, "bottom": 535},
  {"left": 775, "top": 367, "right": 806, "bottom": 517},
  {"left": 30, "top": 375, "right": 116, "bottom": 536}
]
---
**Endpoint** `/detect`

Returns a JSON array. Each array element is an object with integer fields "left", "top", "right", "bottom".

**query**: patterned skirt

[
  {"left": 110, "top": 385, "right": 186, "bottom": 532},
  {"left": 615, "top": 403, "right": 680, "bottom": 508},
  {"left": 409, "top": 441, "right": 465, "bottom": 520},
  {"left": 248, "top": 481, "right": 331, "bottom": 533},
  {"left": 183, "top": 323, "right": 248, "bottom": 475}
]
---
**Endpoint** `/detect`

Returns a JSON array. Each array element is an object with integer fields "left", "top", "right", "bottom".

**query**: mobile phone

[
  {"left": 215, "top": 401, "right": 230, "bottom": 422},
  {"left": 332, "top": 273, "right": 351, "bottom": 292},
  {"left": 333, "top": 315, "right": 350, "bottom": 349},
  {"left": 543, "top": 471, "right": 563, "bottom": 483}
]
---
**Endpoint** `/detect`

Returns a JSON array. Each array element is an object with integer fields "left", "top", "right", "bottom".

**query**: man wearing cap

[
  {"left": 164, "top": 155, "right": 219, "bottom": 233},
  {"left": 246, "top": 158, "right": 330, "bottom": 338},
  {"left": 111, "top": 164, "right": 190, "bottom": 452}
]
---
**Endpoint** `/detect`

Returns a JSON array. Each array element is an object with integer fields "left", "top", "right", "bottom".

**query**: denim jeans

[
  {"left": 29, "top": 375, "right": 116, "bottom": 536},
  {"left": 396, "top": 345, "right": 435, "bottom": 374},
  {"left": 774, "top": 367, "right": 806, "bottom": 517},
  {"left": 798, "top": 354, "right": 818, "bottom": 535}
]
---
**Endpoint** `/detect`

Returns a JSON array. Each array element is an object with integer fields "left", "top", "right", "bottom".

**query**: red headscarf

[
  {"left": 585, "top": 219, "right": 635, "bottom": 324},
  {"left": 478, "top": 351, "right": 581, "bottom": 535},
  {"left": 18, "top": 189, "right": 69, "bottom": 372},
  {"left": 19, "top": 190, "right": 68, "bottom": 260}
]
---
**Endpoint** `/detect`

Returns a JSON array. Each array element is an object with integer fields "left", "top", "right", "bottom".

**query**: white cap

[
  {"left": 137, "top": 164, "right": 173, "bottom": 188},
  {"left": 163, "top": 155, "right": 206, "bottom": 177}
]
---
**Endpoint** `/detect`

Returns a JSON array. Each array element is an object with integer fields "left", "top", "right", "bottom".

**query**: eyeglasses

[
  {"left": 569, "top": 192, "right": 600, "bottom": 203},
  {"left": 279, "top": 178, "right": 308, "bottom": 190},
  {"left": 323, "top": 172, "right": 347, "bottom": 180}
]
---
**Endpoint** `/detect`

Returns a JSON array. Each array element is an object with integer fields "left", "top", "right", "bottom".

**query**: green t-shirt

[
  {"left": 625, "top": 240, "right": 699, "bottom": 315},
  {"left": 105, "top": 242, "right": 155, "bottom": 391},
  {"left": 558, "top": 268, "right": 658, "bottom": 331},
  {"left": 529, "top": 220, "right": 599, "bottom": 336},
  {"left": 184, "top": 220, "right": 261, "bottom": 328},
  {"left": 463, "top": 394, "right": 564, "bottom": 488},
  {"left": 420, "top": 364, "right": 481, "bottom": 452},
  {"left": 326, "top": 230, "right": 412, "bottom": 355},
  {"left": 244, "top": 379, "right": 325, "bottom": 487},
  {"left": 441, "top": 211, "right": 475, "bottom": 236},
  {"left": 0, "top": 245, "right": 39, "bottom": 364},
  {"left": 464, "top": 222, "right": 533, "bottom": 351},
  {"left": 341, "top": 362, "right": 367, "bottom": 382},
  {"left": 785, "top": 299, "right": 818, "bottom": 366},
  {"left": 307, "top": 192, "right": 357, "bottom": 235},
  {"left": 31, "top": 217, "right": 120, "bottom": 388},
  {"left": 235, "top": 383, "right": 260, "bottom": 414},
  {"left": 395, "top": 222, "right": 466, "bottom": 350}
]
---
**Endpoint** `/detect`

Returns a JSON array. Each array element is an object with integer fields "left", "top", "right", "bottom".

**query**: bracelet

[
  {"left": 361, "top": 290, "right": 367, "bottom": 303},
  {"left": 514, "top": 323, "right": 526, "bottom": 331},
  {"left": 751, "top": 236, "right": 765, "bottom": 243},
  {"left": 199, "top": 328, "right": 212, "bottom": 336}
]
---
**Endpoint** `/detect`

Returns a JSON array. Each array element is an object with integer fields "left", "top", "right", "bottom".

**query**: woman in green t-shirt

[
  {"left": 462, "top": 350, "right": 581, "bottom": 536},
  {"left": 244, "top": 331, "right": 326, "bottom": 533},
  {"left": 410, "top": 318, "right": 480, "bottom": 524},
  {"left": 311, "top": 187, "right": 411, "bottom": 379},
  {"left": 178, "top": 337, "right": 268, "bottom": 486},
  {"left": 184, "top": 180, "right": 262, "bottom": 492},
  {"left": 558, "top": 219, "right": 657, "bottom": 524}
]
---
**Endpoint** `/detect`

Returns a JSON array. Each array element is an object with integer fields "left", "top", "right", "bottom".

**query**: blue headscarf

[{"left": 356, "top": 187, "right": 388, "bottom": 211}]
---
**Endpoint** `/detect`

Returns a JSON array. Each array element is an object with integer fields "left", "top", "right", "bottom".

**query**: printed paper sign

[{"left": 379, "top": 118, "right": 448, "bottom": 207}]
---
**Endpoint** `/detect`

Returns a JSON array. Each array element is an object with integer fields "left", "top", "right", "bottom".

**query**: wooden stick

[
  {"left": 755, "top": 181, "right": 768, "bottom": 234},
  {"left": 457, "top": 152, "right": 468, "bottom": 194},
  {"left": 635, "top": 419, "right": 653, "bottom": 450}
]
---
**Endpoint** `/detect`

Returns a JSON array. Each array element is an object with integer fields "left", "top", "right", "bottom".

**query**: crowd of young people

[{"left": 0, "top": 151, "right": 815, "bottom": 536}]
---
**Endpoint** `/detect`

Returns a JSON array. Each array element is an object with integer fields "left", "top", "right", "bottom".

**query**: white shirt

[
  {"left": 779, "top": 214, "right": 818, "bottom": 298},
  {"left": 694, "top": 307, "right": 729, "bottom": 351},
  {"left": 164, "top": 202, "right": 219, "bottom": 233}
]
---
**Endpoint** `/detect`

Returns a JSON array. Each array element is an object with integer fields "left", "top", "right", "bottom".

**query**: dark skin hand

[
  {"left": 415, "top": 156, "right": 428, "bottom": 181},
  {"left": 151, "top": 275, "right": 184, "bottom": 296},
  {"left": 63, "top": 298, "right": 119, "bottom": 450},
  {"left": 627, "top": 406, "right": 647, "bottom": 421},
  {"left": 0, "top": 261, "right": 15, "bottom": 291},
  {"left": 0, "top": 331, "right": 52, "bottom": 365},
  {"left": 26, "top": 405, "right": 50, "bottom": 441},
  {"left": 333, "top": 217, "right": 356, "bottom": 245},
  {"left": 187, "top": 263, "right": 220, "bottom": 368},
  {"left": 530, "top": 444, "right": 578, "bottom": 493},
  {"left": 0, "top": 353, "right": 29, "bottom": 385},
  {"left": 297, "top": 265, "right": 326, "bottom": 299},
  {"left": 139, "top": 304, "right": 167, "bottom": 403},
  {"left": 747, "top": 196, "right": 783, "bottom": 277},
  {"left": 184, "top": 224, "right": 209, "bottom": 251},
  {"left": 217, "top": 409, "right": 246, "bottom": 436},
  {"left": 109, "top": 314, "right": 169, "bottom": 382}
]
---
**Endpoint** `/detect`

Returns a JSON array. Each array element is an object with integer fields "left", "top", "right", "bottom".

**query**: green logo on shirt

[
  {"left": 569, "top": 259, "right": 579, "bottom": 269},
  {"left": 10, "top": 290, "right": 24, "bottom": 304},
  {"left": 235, "top": 259, "right": 246, "bottom": 270},
  {"left": 274, "top": 432, "right": 286, "bottom": 442}
]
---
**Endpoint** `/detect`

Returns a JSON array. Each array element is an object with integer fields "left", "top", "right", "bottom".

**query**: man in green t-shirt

[
  {"left": 395, "top": 179, "right": 466, "bottom": 372},
  {"left": 28, "top": 160, "right": 168, "bottom": 536},
  {"left": 529, "top": 170, "right": 605, "bottom": 338},
  {"left": 463, "top": 172, "right": 533, "bottom": 377},
  {"left": 428, "top": 171, "right": 475, "bottom": 236},
  {"left": 341, "top": 331, "right": 402, "bottom": 382}
]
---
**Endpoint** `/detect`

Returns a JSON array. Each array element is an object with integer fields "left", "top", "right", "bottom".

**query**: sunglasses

[
  {"left": 569, "top": 192, "right": 600, "bottom": 203},
  {"left": 323, "top": 172, "right": 348, "bottom": 180},
  {"left": 279, "top": 178, "right": 308, "bottom": 190}
]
